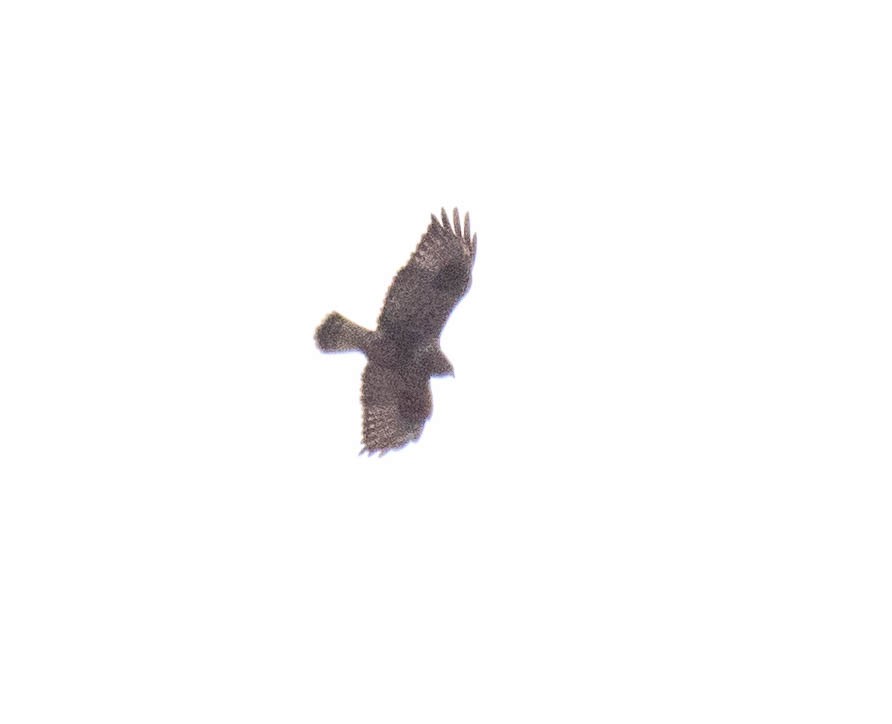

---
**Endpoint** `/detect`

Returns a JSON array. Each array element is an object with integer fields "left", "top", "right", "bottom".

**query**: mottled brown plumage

[{"left": 315, "top": 208, "right": 477, "bottom": 455}]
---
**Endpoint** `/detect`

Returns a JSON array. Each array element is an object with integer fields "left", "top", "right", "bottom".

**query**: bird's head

[{"left": 426, "top": 346, "right": 455, "bottom": 378}]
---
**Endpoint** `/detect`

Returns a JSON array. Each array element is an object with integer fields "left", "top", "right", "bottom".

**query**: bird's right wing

[
  {"left": 376, "top": 208, "right": 477, "bottom": 342},
  {"left": 360, "top": 362, "right": 432, "bottom": 455}
]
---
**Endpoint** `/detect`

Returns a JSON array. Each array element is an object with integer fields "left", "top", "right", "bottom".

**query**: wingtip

[
  {"left": 431, "top": 206, "right": 475, "bottom": 244},
  {"left": 359, "top": 442, "right": 390, "bottom": 457}
]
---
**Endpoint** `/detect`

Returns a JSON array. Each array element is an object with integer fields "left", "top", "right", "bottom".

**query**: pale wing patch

[{"left": 360, "top": 363, "right": 427, "bottom": 455}]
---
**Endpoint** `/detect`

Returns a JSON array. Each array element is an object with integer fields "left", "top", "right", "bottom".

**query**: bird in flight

[{"left": 315, "top": 208, "right": 477, "bottom": 455}]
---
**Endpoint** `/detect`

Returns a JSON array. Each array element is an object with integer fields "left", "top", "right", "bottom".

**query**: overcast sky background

[{"left": 2, "top": 2, "right": 890, "bottom": 722}]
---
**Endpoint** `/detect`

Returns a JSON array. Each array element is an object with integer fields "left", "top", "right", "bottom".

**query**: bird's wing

[
  {"left": 376, "top": 208, "right": 477, "bottom": 343},
  {"left": 360, "top": 362, "right": 432, "bottom": 455}
]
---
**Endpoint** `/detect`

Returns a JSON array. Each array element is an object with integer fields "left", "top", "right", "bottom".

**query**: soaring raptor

[{"left": 315, "top": 208, "right": 477, "bottom": 455}]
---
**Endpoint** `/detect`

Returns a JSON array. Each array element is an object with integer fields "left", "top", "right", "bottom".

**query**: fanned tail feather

[{"left": 314, "top": 312, "right": 372, "bottom": 352}]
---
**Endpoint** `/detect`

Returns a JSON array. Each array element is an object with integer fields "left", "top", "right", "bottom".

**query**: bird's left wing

[{"left": 360, "top": 362, "right": 432, "bottom": 455}]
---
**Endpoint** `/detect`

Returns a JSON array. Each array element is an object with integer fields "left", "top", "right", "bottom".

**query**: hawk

[{"left": 315, "top": 208, "right": 477, "bottom": 455}]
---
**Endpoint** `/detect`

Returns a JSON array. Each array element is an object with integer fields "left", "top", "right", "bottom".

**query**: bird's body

[{"left": 315, "top": 208, "right": 477, "bottom": 455}]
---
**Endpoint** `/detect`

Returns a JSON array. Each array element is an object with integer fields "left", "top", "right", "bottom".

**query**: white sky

[{"left": 1, "top": 1, "right": 890, "bottom": 722}]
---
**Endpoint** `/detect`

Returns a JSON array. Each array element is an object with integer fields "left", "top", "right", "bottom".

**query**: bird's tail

[{"left": 314, "top": 312, "right": 373, "bottom": 353}]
